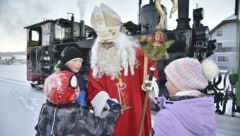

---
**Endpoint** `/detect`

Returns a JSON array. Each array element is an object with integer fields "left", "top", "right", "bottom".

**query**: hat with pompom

[
  {"left": 164, "top": 57, "right": 219, "bottom": 91},
  {"left": 44, "top": 71, "right": 79, "bottom": 104},
  {"left": 60, "top": 46, "right": 85, "bottom": 64}
]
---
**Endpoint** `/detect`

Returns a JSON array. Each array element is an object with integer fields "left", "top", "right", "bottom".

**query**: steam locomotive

[
  {"left": 24, "top": 0, "right": 215, "bottom": 92},
  {"left": 24, "top": 14, "right": 96, "bottom": 88}
]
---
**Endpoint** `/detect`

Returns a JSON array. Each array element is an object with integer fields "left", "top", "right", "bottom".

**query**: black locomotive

[{"left": 137, "top": 0, "right": 216, "bottom": 96}]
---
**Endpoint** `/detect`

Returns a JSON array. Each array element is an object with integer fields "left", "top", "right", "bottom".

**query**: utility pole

[{"left": 236, "top": 0, "right": 240, "bottom": 107}]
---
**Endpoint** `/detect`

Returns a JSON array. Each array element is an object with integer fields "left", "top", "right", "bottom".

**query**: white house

[{"left": 209, "top": 14, "right": 238, "bottom": 71}]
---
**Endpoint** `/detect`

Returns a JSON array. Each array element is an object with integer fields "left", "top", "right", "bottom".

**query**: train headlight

[{"left": 195, "top": 26, "right": 209, "bottom": 41}]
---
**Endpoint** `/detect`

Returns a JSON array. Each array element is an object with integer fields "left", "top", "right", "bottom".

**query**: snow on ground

[
  {"left": 0, "top": 64, "right": 45, "bottom": 136},
  {"left": 0, "top": 63, "right": 239, "bottom": 136}
]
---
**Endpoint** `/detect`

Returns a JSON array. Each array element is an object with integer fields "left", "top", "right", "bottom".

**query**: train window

[
  {"left": 55, "top": 25, "right": 66, "bottom": 39},
  {"left": 31, "top": 31, "right": 39, "bottom": 41}
]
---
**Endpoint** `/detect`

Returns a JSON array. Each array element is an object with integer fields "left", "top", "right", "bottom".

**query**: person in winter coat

[
  {"left": 35, "top": 46, "right": 122, "bottom": 136},
  {"left": 53, "top": 46, "right": 88, "bottom": 107},
  {"left": 153, "top": 57, "right": 219, "bottom": 136}
]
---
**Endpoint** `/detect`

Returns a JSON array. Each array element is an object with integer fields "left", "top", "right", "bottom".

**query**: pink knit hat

[{"left": 164, "top": 57, "right": 219, "bottom": 91}]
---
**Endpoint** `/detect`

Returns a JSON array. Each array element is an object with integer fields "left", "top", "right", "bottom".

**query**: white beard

[
  {"left": 96, "top": 46, "right": 121, "bottom": 79},
  {"left": 91, "top": 33, "right": 138, "bottom": 80}
]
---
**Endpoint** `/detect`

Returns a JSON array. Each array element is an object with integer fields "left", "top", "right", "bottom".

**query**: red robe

[{"left": 88, "top": 48, "right": 158, "bottom": 136}]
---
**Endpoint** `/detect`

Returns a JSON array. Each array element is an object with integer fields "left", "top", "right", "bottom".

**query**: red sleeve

[{"left": 87, "top": 70, "right": 103, "bottom": 101}]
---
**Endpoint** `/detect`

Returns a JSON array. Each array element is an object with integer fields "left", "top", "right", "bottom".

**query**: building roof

[{"left": 209, "top": 14, "right": 237, "bottom": 34}]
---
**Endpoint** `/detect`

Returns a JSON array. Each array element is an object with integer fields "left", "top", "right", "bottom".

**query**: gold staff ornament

[{"left": 139, "top": 0, "right": 177, "bottom": 61}]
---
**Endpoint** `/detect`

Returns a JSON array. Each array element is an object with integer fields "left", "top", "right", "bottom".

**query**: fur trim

[{"left": 202, "top": 59, "right": 219, "bottom": 80}]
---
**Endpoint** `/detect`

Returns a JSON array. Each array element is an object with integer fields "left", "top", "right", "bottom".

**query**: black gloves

[{"left": 106, "top": 99, "right": 122, "bottom": 114}]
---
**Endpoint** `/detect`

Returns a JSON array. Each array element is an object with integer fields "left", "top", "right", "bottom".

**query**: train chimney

[
  {"left": 176, "top": 0, "right": 191, "bottom": 30},
  {"left": 79, "top": 20, "right": 85, "bottom": 39},
  {"left": 70, "top": 13, "right": 74, "bottom": 37}
]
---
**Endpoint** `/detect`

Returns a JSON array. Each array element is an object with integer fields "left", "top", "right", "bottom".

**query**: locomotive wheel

[
  {"left": 219, "top": 92, "right": 228, "bottom": 115},
  {"left": 30, "top": 83, "right": 43, "bottom": 90}
]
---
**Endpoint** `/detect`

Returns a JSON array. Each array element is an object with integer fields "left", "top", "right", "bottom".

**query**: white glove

[
  {"left": 142, "top": 79, "right": 154, "bottom": 91},
  {"left": 141, "top": 77, "right": 159, "bottom": 103},
  {"left": 91, "top": 91, "right": 110, "bottom": 117}
]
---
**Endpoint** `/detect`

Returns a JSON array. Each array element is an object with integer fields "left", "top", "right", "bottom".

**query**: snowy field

[
  {"left": 0, "top": 63, "right": 239, "bottom": 136},
  {"left": 0, "top": 64, "right": 45, "bottom": 136}
]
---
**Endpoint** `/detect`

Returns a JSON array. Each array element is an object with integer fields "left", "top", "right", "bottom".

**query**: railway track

[
  {"left": 0, "top": 75, "right": 30, "bottom": 86},
  {"left": 0, "top": 75, "right": 44, "bottom": 90}
]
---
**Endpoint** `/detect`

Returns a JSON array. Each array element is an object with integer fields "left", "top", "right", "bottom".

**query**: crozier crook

[{"left": 155, "top": 0, "right": 178, "bottom": 31}]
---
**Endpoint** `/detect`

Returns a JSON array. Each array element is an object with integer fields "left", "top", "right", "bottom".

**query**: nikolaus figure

[{"left": 88, "top": 3, "right": 159, "bottom": 136}]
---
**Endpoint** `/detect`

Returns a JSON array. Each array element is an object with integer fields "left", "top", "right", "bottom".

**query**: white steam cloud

[{"left": 77, "top": 0, "right": 87, "bottom": 20}]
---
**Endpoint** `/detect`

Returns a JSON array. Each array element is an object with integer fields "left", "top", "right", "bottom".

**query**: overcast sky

[{"left": 0, "top": 0, "right": 236, "bottom": 52}]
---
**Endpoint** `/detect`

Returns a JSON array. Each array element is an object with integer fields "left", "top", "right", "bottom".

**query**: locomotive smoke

[{"left": 77, "top": 0, "right": 87, "bottom": 20}]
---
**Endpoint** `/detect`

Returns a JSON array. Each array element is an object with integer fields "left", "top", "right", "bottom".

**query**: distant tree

[{"left": 11, "top": 56, "right": 16, "bottom": 61}]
